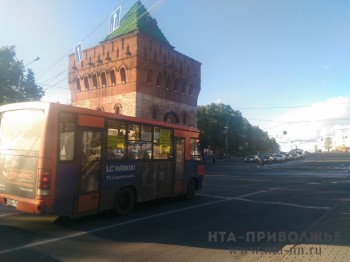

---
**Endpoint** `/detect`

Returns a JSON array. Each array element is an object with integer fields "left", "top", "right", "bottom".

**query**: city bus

[{"left": 0, "top": 102, "right": 205, "bottom": 217}]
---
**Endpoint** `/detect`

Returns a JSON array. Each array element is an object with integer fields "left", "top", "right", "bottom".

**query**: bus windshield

[{"left": 0, "top": 109, "right": 45, "bottom": 153}]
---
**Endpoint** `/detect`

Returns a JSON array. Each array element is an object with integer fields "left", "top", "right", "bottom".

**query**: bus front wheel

[
  {"left": 114, "top": 187, "right": 135, "bottom": 215},
  {"left": 185, "top": 178, "right": 197, "bottom": 200}
]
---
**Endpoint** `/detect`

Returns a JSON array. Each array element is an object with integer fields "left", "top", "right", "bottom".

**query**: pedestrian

[{"left": 212, "top": 154, "right": 216, "bottom": 164}]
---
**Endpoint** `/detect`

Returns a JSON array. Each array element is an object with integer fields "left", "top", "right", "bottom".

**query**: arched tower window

[
  {"left": 156, "top": 73, "right": 162, "bottom": 87},
  {"left": 92, "top": 74, "right": 98, "bottom": 89},
  {"left": 164, "top": 112, "right": 179, "bottom": 124},
  {"left": 181, "top": 81, "right": 186, "bottom": 94},
  {"left": 75, "top": 78, "right": 81, "bottom": 92},
  {"left": 173, "top": 79, "right": 179, "bottom": 93},
  {"left": 110, "top": 70, "right": 116, "bottom": 85},
  {"left": 114, "top": 104, "right": 122, "bottom": 114},
  {"left": 147, "top": 69, "right": 152, "bottom": 85},
  {"left": 166, "top": 76, "right": 171, "bottom": 89},
  {"left": 97, "top": 106, "right": 104, "bottom": 111},
  {"left": 151, "top": 106, "right": 159, "bottom": 120},
  {"left": 84, "top": 76, "right": 89, "bottom": 91},
  {"left": 101, "top": 72, "right": 107, "bottom": 87},
  {"left": 120, "top": 68, "right": 126, "bottom": 83}
]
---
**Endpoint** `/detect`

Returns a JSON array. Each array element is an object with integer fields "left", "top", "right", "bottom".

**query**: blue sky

[{"left": 1, "top": 0, "right": 350, "bottom": 151}]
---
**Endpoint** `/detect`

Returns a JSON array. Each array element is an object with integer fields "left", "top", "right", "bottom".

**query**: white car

[{"left": 272, "top": 153, "right": 286, "bottom": 162}]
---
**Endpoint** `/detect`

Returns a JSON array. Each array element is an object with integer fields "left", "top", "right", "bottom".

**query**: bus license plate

[{"left": 6, "top": 199, "right": 17, "bottom": 207}]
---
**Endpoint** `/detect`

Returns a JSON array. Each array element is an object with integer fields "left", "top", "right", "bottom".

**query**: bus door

[
  {"left": 174, "top": 137, "right": 185, "bottom": 194},
  {"left": 76, "top": 129, "right": 102, "bottom": 214}
]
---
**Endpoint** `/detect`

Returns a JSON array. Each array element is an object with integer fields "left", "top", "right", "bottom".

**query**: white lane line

[
  {"left": 199, "top": 189, "right": 331, "bottom": 211},
  {"left": 233, "top": 197, "right": 330, "bottom": 210},
  {"left": 238, "top": 184, "right": 302, "bottom": 197},
  {"left": 238, "top": 190, "right": 269, "bottom": 198},
  {"left": 0, "top": 212, "right": 21, "bottom": 218},
  {"left": 0, "top": 198, "right": 231, "bottom": 255}
]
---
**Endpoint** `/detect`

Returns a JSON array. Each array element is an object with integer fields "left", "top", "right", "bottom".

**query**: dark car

[
  {"left": 260, "top": 155, "right": 273, "bottom": 164},
  {"left": 244, "top": 155, "right": 261, "bottom": 164}
]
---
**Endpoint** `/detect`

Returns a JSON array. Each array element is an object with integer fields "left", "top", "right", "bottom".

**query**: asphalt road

[{"left": 1, "top": 152, "right": 350, "bottom": 261}]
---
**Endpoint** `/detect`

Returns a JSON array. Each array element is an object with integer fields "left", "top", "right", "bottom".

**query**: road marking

[
  {"left": 199, "top": 189, "right": 331, "bottom": 210},
  {"left": 0, "top": 198, "right": 231, "bottom": 255},
  {"left": 206, "top": 176, "right": 273, "bottom": 182},
  {"left": 233, "top": 197, "right": 330, "bottom": 210},
  {"left": 238, "top": 190, "right": 269, "bottom": 198},
  {"left": 0, "top": 212, "right": 21, "bottom": 218}
]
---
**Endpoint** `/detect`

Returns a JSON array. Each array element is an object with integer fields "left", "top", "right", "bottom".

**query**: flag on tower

[
  {"left": 109, "top": 6, "right": 121, "bottom": 33},
  {"left": 74, "top": 42, "right": 83, "bottom": 64}
]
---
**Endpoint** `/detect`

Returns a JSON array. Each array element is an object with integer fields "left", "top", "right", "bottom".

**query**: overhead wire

[
  {"left": 38, "top": 68, "right": 68, "bottom": 85},
  {"left": 46, "top": 77, "right": 68, "bottom": 90},
  {"left": 236, "top": 101, "right": 350, "bottom": 110},
  {"left": 40, "top": 83, "right": 67, "bottom": 90}
]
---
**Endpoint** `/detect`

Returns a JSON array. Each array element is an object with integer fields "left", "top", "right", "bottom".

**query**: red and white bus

[{"left": 0, "top": 102, "right": 205, "bottom": 217}]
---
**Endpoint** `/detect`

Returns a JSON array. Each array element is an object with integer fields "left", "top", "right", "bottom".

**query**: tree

[
  {"left": 324, "top": 137, "right": 333, "bottom": 152},
  {"left": 197, "top": 103, "right": 279, "bottom": 156},
  {"left": 0, "top": 46, "right": 44, "bottom": 105},
  {"left": 198, "top": 103, "right": 244, "bottom": 155}
]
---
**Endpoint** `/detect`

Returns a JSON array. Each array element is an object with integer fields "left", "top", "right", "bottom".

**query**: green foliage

[
  {"left": 0, "top": 46, "right": 44, "bottom": 105},
  {"left": 198, "top": 103, "right": 279, "bottom": 155}
]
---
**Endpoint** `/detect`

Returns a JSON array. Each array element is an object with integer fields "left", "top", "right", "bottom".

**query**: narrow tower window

[
  {"left": 147, "top": 70, "right": 153, "bottom": 85},
  {"left": 76, "top": 78, "right": 81, "bottom": 92},
  {"left": 120, "top": 68, "right": 126, "bottom": 83},
  {"left": 84, "top": 76, "right": 89, "bottom": 91},
  {"left": 110, "top": 70, "right": 116, "bottom": 85},
  {"left": 101, "top": 72, "right": 107, "bottom": 87},
  {"left": 156, "top": 73, "right": 162, "bottom": 87}
]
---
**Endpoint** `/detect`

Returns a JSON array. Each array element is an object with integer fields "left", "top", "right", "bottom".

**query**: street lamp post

[
  {"left": 24, "top": 57, "right": 40, "bottom": 67},
  {"left": 223, "top": 126, "right": 228, "bottom": 158},
  {"left": 17, "top": 56, "right": 40, "bottom": 102},
  {"left": 18, "top": 57, "right": 40, "bottom": 88}
]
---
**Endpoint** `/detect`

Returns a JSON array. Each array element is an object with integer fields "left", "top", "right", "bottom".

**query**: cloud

[{"left": 268, "top": 97, "right": 350, "bottom": 151}]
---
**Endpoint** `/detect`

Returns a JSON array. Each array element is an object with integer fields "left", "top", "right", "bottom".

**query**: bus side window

[
  {"left": 140, "top": 125, "right": 152, "bottom": 159},
  {"left": 153, "top": 127, "right": 172, "bottom": 159},
  {"left": 107, "top": 120, "right": 126, "bottom": 160},
  {"left": 59, "top": 113, "right": 75, "bottom": 161},
  {"left": 126, "top": 124, "right": 152, "bottom": 160}
]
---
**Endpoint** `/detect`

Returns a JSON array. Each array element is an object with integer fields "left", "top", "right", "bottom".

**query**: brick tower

[{"left": 68, "top": 1, "right": 201, "bottom": 128}]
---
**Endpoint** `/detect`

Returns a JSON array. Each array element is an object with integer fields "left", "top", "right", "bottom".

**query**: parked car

[
  {"left": 282, "top": 153, "right": 293, "bottom": 161},
  {"left": 260, "top": 155, "right": 273, "bottom": 164},
  {"left": 291, "top": 153, "right": 301, "bottom": 160},
  {"left": 244, "top": 155, "right": 261, "bottom": 164},
  {"left": 271, "top": 153, "right": 286, "bottom": 162}
]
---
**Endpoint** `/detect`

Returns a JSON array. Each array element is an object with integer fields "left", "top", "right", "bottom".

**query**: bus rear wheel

[
  {"left": 114, "top": 187, "right": 135, "bottom": 215},
  {"left": 185, "top": 178, "right": 197, "bottom": 200}
]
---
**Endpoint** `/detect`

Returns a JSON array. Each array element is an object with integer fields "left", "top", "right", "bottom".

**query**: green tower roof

[{"left": 104, "top": 1, "right": 171, "bottom": 46}]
